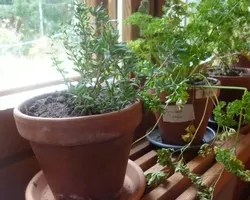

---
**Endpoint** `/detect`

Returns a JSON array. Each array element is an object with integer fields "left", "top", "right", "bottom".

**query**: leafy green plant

[
  {"left": 127, "top": 0, "right": 250, "bottom": 199},
  {"left": 126, "top": 0, "right": 215, "bottom": 111},
  {"left": 188, "top": 0, "right": 250, "bottom": 75},
  {"left": 51, "top": 2, "right": 139, "bottom": 116}
]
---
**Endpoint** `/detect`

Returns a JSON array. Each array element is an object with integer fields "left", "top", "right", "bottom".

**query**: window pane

[{"left": 0, "top": 0, "right": 75, "bottom": 92}]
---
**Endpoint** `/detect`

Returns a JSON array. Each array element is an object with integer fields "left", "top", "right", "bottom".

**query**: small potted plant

[
  {"left": 128, "top": 0, "right": 250, "bottom": 198},
  {"left": 127, "top": 0, "right": 220, "bottom": 145},
  {"left": 14, "top": 3, "right": 142, "bottom": 200},
  {"left": 189, "top": 0, "right": 250, "bottom": 103}
]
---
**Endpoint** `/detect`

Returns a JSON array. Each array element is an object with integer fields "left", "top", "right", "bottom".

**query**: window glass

[{"left": 0, "top": 0, "right": 75, "bottom": 92}]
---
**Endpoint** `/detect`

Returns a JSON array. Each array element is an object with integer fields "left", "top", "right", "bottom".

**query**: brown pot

[
  {"left": 154, "top": 78, "right": 220, "bottom": 145},
  {"left": 14, "top": 93, "right": 142, "bottom": 200},
  {"left": 213, "top": 69, "right": 250, "bottom": 102},
  {"left": 233, "top": 55, "right": 250, "bottom": 69},
  {"left": 133, "top": 109, "right": 156, "bottom": 141}
]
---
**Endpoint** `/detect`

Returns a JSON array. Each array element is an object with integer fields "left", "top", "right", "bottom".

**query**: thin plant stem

[{"left": 132, "top": 113, "right": 163, "bottom": 146}]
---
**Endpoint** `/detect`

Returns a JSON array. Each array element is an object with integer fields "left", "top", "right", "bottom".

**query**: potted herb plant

[
  {"left": 128, "top": 0, "right": 250, "bottom": 198},
  {"left": 13, "top": 3, "right": 142, "bottom": 200},
  {"left": 127, "top": 0, "right": 220, "bottom": 145},
  {"left": 189, "top": 0, "right": 250, "bottom": 103}
]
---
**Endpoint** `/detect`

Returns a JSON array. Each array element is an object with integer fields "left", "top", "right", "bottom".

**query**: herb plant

[
  {"left": 126, "top": 0, "right": 214, "bottom": 111},
  {"left": 188, "top": 0, "right": 250, "bottom": 75},
  {"left": 51, "top": 2, "right": 138, "bottom": 116},
  {"left": 128, "top": 0, "right": 250, "bottom": 199}
]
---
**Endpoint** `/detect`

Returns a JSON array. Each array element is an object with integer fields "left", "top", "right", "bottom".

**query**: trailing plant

[
  {"left": 49, "top": 2, "right": 139, "bottom": 116},
  {"left": 127, "top": 0, "right": 250, "bottom": 199}
]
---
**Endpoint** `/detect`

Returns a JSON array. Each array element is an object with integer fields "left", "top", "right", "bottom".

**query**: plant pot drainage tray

[
  {"left": 146, "top": 126, "right": 216, "bottom": 150},
  {"left": 26, "top": 159, "right": 146, "bottom": 200}
]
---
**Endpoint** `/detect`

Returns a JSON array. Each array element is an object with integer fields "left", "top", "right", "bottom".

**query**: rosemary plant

[{"left": 51, "top": 3, "right": 138, "bottom": 116}]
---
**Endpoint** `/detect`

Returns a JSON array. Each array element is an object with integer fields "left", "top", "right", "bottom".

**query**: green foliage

[
  {"left": 215, "top": 147, "right": 250, "bottom": 182},
  {"left": 157, "top": 149, "right": 213, "bottom": 199},
  {"left": 157, "top": 149, "right": 174, "bottom": 167},
  {"left": 198, "top": 144, "right": 213, "bottom": 158},
  {"left": 175, "top": 161, "right": 214, "bottom": 200},
  {"left": 126, "top": 0, "right": 216, "bottom": 112},
  {"left": 0, "top": 0, "right": 74, "bottom": 42},
  {"left": 0, "top": 5, "right": 14, "bottom": 18},
  {"left": 0, "top": 0, "right": 12, "bottom": 5},
  {"left": 182, "top": 124, "right": 196, "bottom": 143},
  {"left": 128, "top": 1, "right": 250, "bottom": 199},
  {"left": 214, "top": 91, "right": 250, "bottom": 127},
  {"left": 42, "top": 1, "right": 73, "bottom": 35},
  {"left": 216, "top": 128, "right": 237, "bottom": 141},
  {"left": 51, "top": 3, "right": 138, "bottom": 115},
  {"left": 146, "top": 171, "right": 168, "bottom": 188},
  {"left": 190, "top": 0, "right": 250, "bottom": 74}
]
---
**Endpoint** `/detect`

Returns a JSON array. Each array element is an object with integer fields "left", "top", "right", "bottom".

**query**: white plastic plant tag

[
  {"left": 163, "top": 104, "right": 195, "bottom": 123},
  {"left": 195, "top": 88, "right": 217, "bottom": 99}
]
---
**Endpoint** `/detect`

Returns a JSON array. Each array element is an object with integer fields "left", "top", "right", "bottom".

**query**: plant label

[
  {"left": 163, "top": 104, "right": 195, "bottom": 123},
  {"left": 196, "top": 88, "right": 217, "bottom": 99}
]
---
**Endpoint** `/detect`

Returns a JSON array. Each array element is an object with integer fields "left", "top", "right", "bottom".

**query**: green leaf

[{"left": 146, "top": 172, "right": 168, "bottom": 188}]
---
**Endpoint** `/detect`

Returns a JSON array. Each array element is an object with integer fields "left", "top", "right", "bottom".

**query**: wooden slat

[
  {"left": 142, "top": 135, "right": 246, "bottom": 200},
  {"left": 144, "top": 163, "right": 166, "bottom": 175},
  {"left": 108, "top": 0, "right": 117, "bottom": 20},
  {"left": 86, "top": 0, "right": 108, "bottom": 7},
  {"left": 142, "top": 153, "right": 215, "bottom": 200},
  {"left": 239, "top": 123, "right": 250, "bottom": 135},
  {"left": 135, "top": 150, "right": 158, "bottom": 171},
  {"left": 154, "top": 0, "right": 165, "bottom": 17},
  {"left": 123, "top": 0, "right": 141, "bottom": 41},
  {"left": 129, "top": 139, "right": 151, "bottom": 161}
]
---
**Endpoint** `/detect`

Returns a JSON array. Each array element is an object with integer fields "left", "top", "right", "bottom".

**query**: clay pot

[
  {"left": 213, "top": 69, "right": 250, "bottom": 103},
  {"left": 14, "top": 93, "right": 142, "bottom": 200},
  {"left": 233, "top": 55, "right": 250, "bottom": 69},
  {"left": 154, "top": 78, "right": 220, "bottom": 145},
  {"left": 133, "top": 108, "right": 156, "bottom": 141}
]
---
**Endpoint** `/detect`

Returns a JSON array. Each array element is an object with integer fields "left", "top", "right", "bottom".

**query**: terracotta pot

[
  {"left": 213, "top": 69, "right": 250, "bottom": 102},
  {"left": 154, "top": 78, "right": 220, "bottom": 145},
  {"left": 233, "top": 55, "right": 250, "bottom": 69},
  {"left": 133, "top": 107, "right": 156, "bottom": 141},
  {"left": 14, "top": 93, "right": 142, "bottom": 200}
]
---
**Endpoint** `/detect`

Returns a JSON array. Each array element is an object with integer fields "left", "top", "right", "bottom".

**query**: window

[
  {"left": 0, "top": 0, "right": 75, "bottom": 94},
  {"left": 0, "top": 0, "right": 167, "bottom": 98}
]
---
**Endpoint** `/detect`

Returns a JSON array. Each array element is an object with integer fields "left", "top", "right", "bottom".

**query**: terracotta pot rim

[
  {"left": 189, "top": 77, "right": 220, "bottom": 88},
  {"left": 14, "top": 92, "right": 141, "bottom": 122},
  {"left": 209, "top": 68, "right": 250, "bottom": 78},
  {"left": 14, "top": 92, "right": 142, "bottom": 146},
  {"left": 211, "top": 74, "right": 250, "bottom": 79}
]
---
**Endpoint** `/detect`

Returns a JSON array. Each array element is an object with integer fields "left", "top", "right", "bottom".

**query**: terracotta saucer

[{"left": 26, "top": 159, "right": 146, "bottom": 200}]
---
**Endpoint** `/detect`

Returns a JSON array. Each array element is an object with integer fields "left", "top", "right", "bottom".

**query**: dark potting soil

[
  {"left": 21, "top": 91, "right": 135, "bottom": 118},
  {"left": 21, "top": 92, "right": 80, "bottom": 118},
  {"left": 187, "top": 78, "right": 218, "bottom": 86},
  {"left": 208, "top": 67, "right": 247, "bottom": 76}
]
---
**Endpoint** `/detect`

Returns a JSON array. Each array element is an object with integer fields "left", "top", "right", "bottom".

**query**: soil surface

[
  {"left": 208, "top": 67, "right": 247, "bottom": 76},
  {"left": 21, "top": 92, "right": 80, "bottom": 118},
  {"left": 21, "top": 91, "right": 134, "bottom": 118},
  {"left": 187, "top": 78, "right": 218, "bottom": 86}
]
